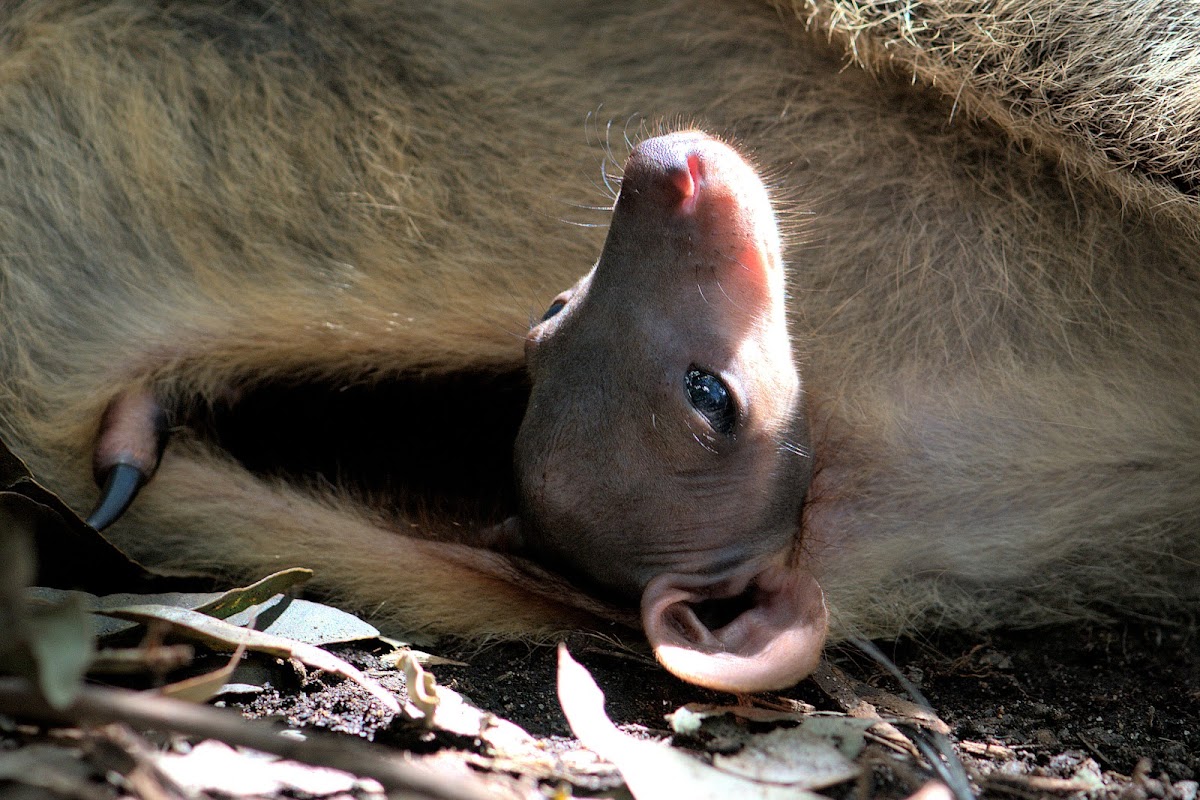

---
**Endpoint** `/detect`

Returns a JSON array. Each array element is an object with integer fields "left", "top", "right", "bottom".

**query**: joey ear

[{"left": 641, "top": 565, "right": 828, "bottom": 693}]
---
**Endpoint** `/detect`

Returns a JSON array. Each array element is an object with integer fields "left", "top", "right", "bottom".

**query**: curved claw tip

[{"left": 86, "top": 461, "right": 148, "bottom": 530}]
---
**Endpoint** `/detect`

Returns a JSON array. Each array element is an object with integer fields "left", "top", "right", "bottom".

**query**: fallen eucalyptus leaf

[
  {"left": 792, "top": 716, "right": 873, "bottom": 759},
  {"left": 30, "top": 587, "right": 379, "bottom": 645},
  {"left": 667, "top": 703, "right": 869, "bottom": 789},
  {"left": 99, "top": 604, "right": 398, "bottom": 713},
  {"left": 28, "top": 588, "right": 214, "bottom": 638},
  {"left": 212, "top": 658, "right": 285, "bottom": 698},
  {"left": 193, "top": 569, "right": 314, "bottom": 619},
  {"left": 151, "top": 740, "right": 380, "bottom": 798},
  {"left": 223, "top": 596, "right": 379, "bottom": 646},
  {"left": 159, "top": 644, "right": 248, "bottom": 703},
  {"left": 711, "top": 722, "right": 867, "bottom": 789},
  {"left": 557, "top": 645, "right": 823, "bottom": 800}
]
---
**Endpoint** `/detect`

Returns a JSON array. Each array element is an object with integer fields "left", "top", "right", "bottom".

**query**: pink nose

[{"left": 619, "top": 131, "right": 721, "bottom": 216}]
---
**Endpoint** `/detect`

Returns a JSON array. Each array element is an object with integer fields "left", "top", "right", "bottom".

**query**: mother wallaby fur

[{"left": 0, "top": 0, "right": 1196, "bottom": 690}]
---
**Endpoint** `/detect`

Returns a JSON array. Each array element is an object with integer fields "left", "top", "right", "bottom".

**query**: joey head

[{"left": 513, "top": 132, "right": 826, "bottom": 692}]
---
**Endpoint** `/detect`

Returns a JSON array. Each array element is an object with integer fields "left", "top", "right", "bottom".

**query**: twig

[
  {"left": 0, "top": 678, "right": 494, "bottom": 800},
  {"left": 87, "top": 724, "right": 188, "bottom": 800},
  {"left": 985, "top": 773, "right": 1101, "bottom": 795},
  {"left": 1077, "top": 731, "right": 1112, "bottom": 769},
  {"left": 850, "top": 637, "right": 976, "bottom": 800}
]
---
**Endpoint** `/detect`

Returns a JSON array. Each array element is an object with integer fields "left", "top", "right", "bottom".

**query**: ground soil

[{"left": 225, "top": 616, "right": 1197, "bottom": 799}]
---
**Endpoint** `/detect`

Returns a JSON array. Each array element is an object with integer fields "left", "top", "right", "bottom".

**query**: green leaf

[
  {"left": 158, "top": 645, "right": 247, "bottom": 703},
  {"left": 193, "top": 569, "right": 314, "bottom": 619},
  {"left": 25, "top": 596, "right": 94, "bottom": 709},
  {"left": 0, "top": 493, "right": 93, "bottom": 708}
]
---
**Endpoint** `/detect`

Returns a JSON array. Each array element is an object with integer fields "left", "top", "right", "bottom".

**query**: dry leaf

[
  {"left": 100, "top": 604, "right": 399, "bottom": 713},
  {"left": 556, "top": 645, "right": 824, "bottom": 800}
]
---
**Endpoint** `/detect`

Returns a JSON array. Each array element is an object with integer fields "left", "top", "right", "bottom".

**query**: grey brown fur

[
  {"left": 785, "top": 0, "right": 1200, "bottom": 211},
  {"left": 0, "top": 0, "right": 1196, "bottom": 678}
]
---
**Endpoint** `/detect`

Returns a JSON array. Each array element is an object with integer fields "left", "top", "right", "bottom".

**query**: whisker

[{"left": 778, "top": 439, "right": 810, "bottom": 458}]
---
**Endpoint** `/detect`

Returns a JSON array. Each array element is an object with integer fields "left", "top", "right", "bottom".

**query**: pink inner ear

[{"left": 641, "top": 564, "right": 828, "bottom": 692}]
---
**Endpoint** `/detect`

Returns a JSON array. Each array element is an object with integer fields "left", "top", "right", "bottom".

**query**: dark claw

[
  {"left": 87, "top": 462, "right": 149, "bottom": 530},
  {"left": 86, "top": 390, "right": 169, "bottom": 530}
]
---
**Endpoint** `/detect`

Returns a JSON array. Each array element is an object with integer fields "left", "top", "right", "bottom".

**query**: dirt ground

[{"left": 222, "top": 615, "right": 1197, "bottom": 799}]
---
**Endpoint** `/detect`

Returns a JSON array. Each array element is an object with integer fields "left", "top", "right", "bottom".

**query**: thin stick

[{"left": 849, "top": 637, "right": 976, "bottom": 800}]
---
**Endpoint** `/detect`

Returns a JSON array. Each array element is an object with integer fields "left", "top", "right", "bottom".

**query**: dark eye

[
  {"left": 540, "top": 298, "right": 567, "bottom": 321},
  {"left": 685, "top": 367, "right": 736, "bottom": 435}
]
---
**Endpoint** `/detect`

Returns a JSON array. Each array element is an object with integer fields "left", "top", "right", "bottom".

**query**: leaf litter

[{"left": 0, "top": 432, "right": 1197, "bottom": 799}]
